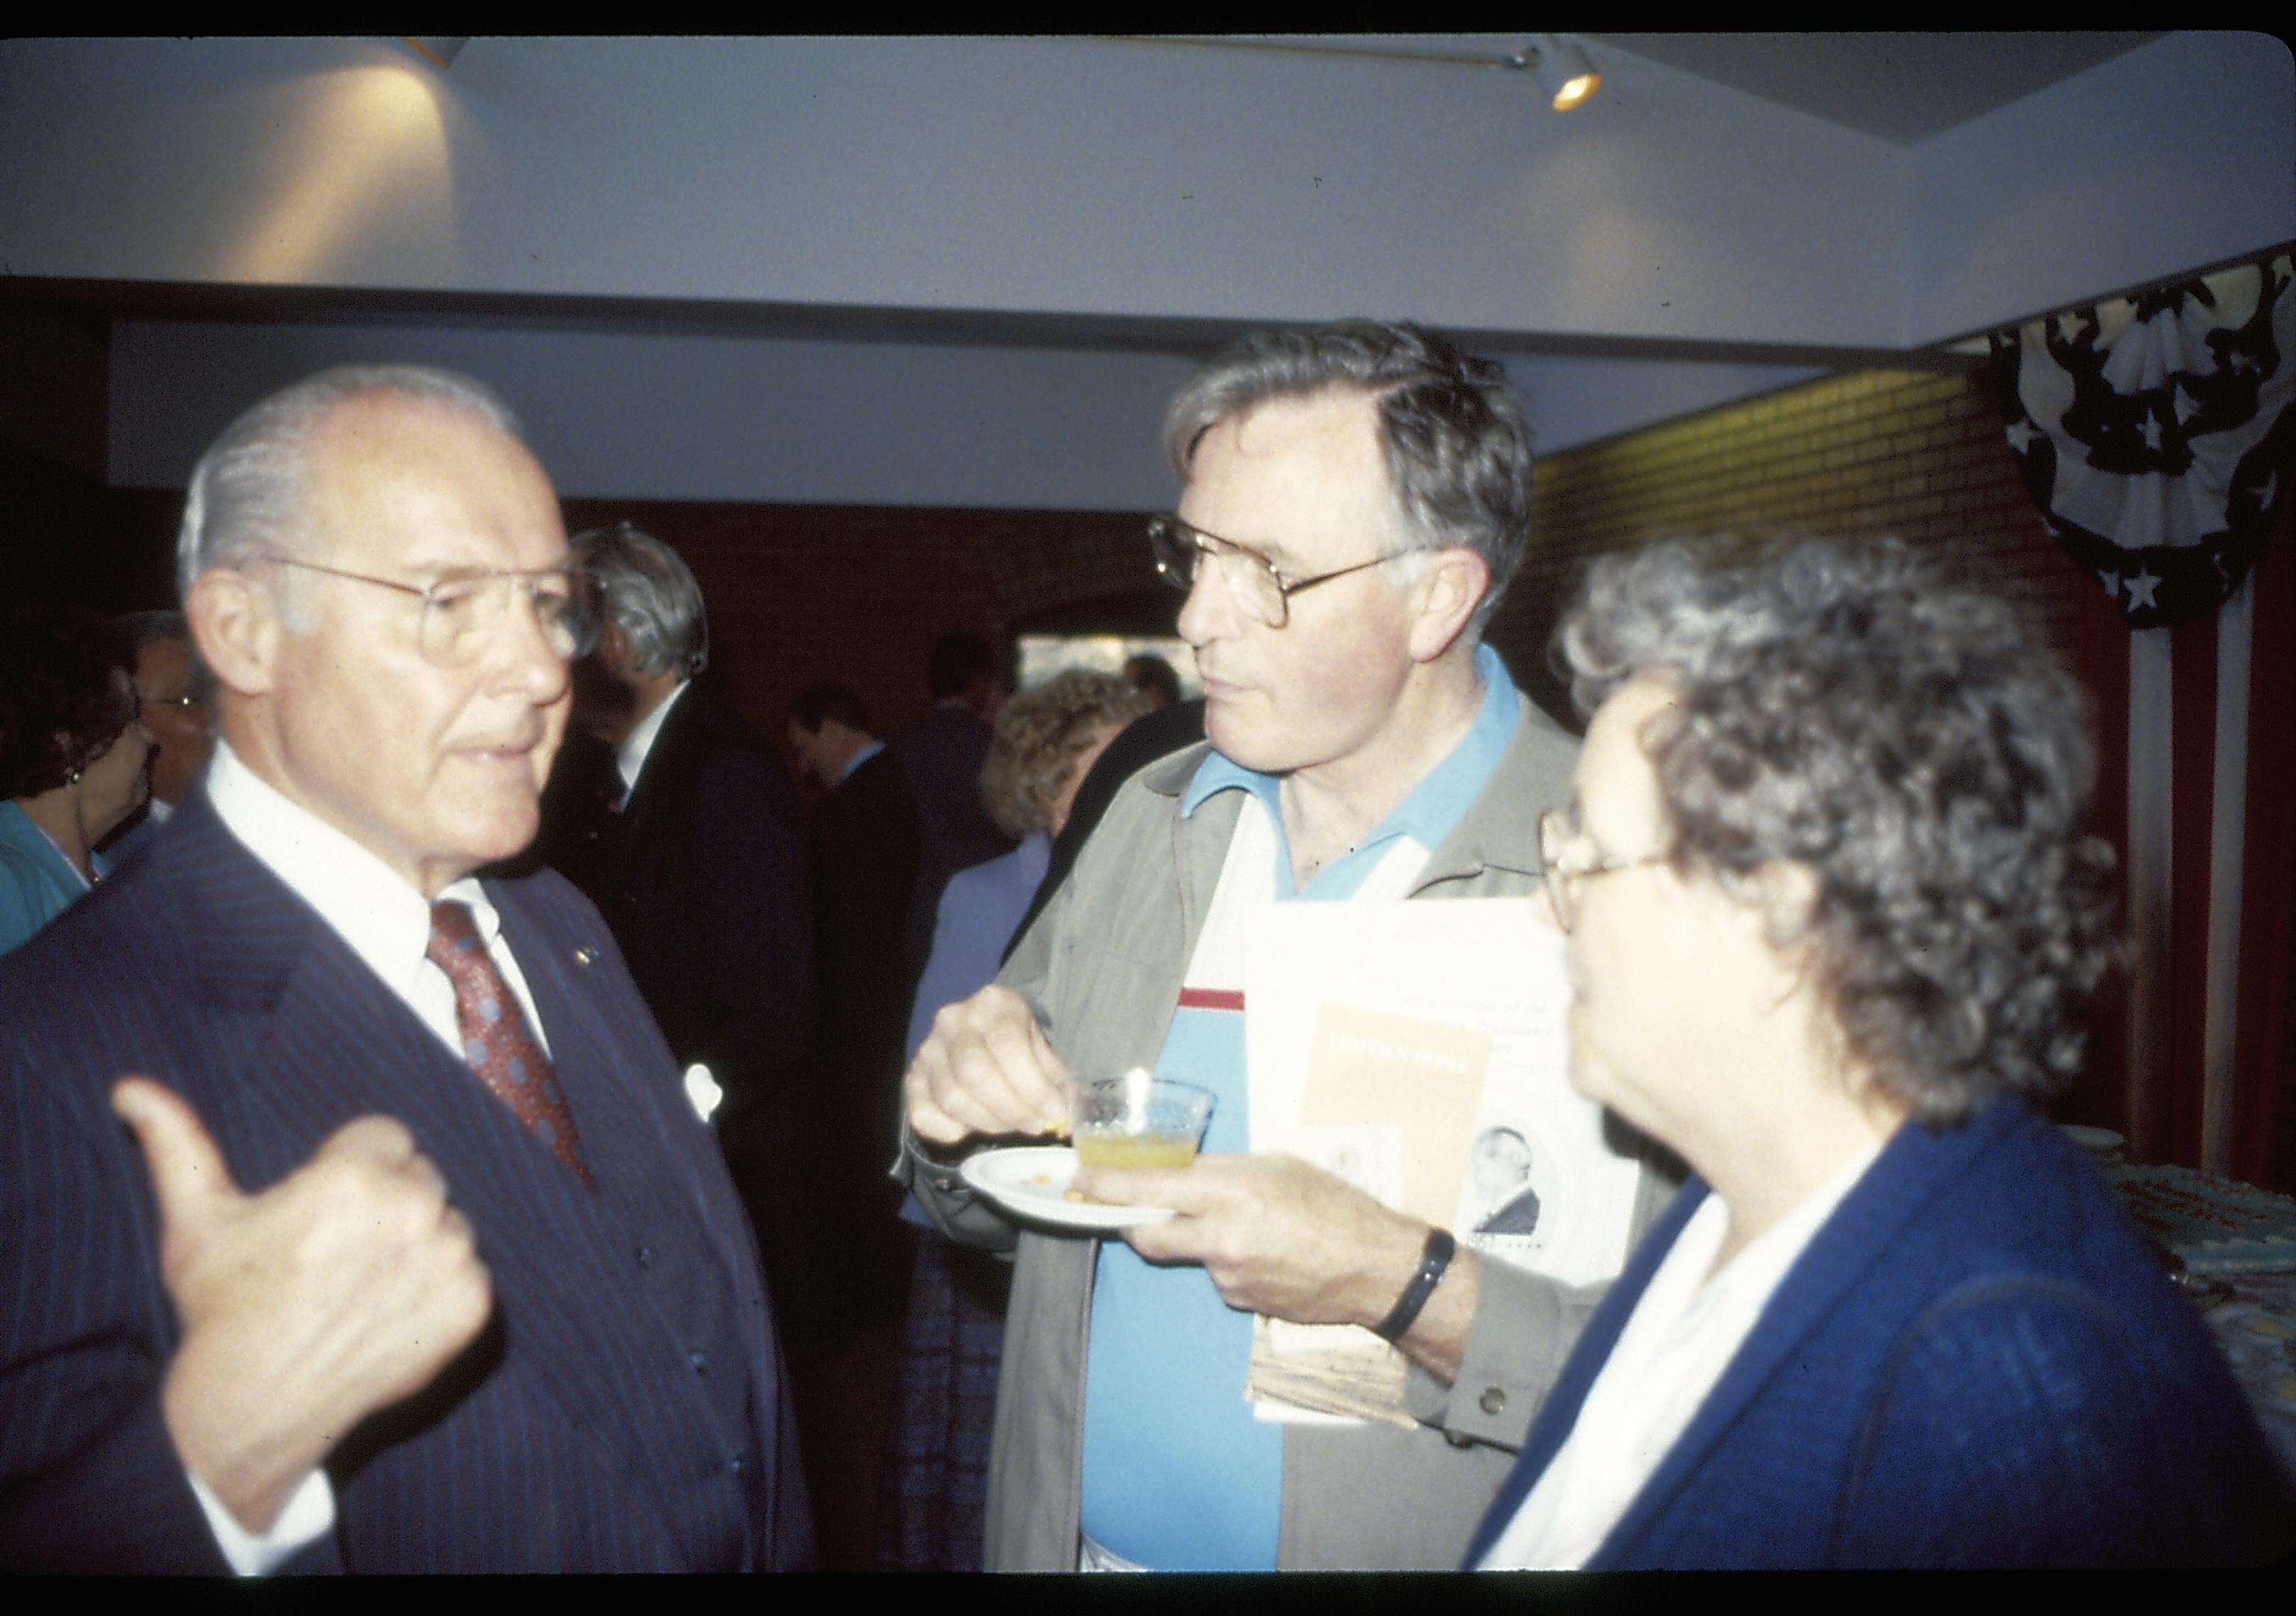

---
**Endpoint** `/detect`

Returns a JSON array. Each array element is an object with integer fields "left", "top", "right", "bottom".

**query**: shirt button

[
  {"left": 728, "top": 1454, "right": 745, "bottom": 1476},
  {"left": 1479, "top": 1387, "right": 1506, "bottom": 1416},
  {"left": 636, "top": 1245, "right": 655, "bottom": 1269},
  {"left": 689, "top": 1350, "right": 709, "bottom": 1374}
]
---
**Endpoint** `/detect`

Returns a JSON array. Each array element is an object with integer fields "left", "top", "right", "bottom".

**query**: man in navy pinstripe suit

[{"left": 0, "top": 366, "right": 811, "bottom": 1571}]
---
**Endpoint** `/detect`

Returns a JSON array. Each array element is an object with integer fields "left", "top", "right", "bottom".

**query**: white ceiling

[
  {"left": 1582, "top": 32, "right": 2165, "bottom": 145},
  {"left": 1203, "top": 33, "right": 2166, "bottom": 145}
]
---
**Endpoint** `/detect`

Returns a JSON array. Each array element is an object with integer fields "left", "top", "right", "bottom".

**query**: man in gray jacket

[{"left": 899, "top": 320, "right": 1670, "bottom": 1571}]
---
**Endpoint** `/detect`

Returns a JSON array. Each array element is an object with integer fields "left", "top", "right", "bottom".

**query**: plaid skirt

[{"left": 872, "top": 1228, "right": 1013, "bottom": 1571}]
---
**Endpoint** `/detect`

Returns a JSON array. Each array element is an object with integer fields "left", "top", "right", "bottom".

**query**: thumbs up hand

[{"left": 111, "top": 1077, "right": 493, "bottom": 1534}]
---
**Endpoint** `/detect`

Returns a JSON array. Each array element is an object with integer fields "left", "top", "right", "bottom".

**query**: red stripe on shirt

[{"left": 1176, "top": 987, "right": 1245, "bottom": 1013}]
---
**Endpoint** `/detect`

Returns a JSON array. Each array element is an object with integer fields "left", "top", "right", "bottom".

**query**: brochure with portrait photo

[{"left": 1242, "top": 898, "right": 1644, "bottom": 1425}]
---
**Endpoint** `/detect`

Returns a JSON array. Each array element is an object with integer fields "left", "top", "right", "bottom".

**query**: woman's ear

[
  {"left": 1740, "top": 860, "right": 1825, "bottom": 1016},
  {"left": 1747, "top": 858, "right": 1822, "bottom": 947}
]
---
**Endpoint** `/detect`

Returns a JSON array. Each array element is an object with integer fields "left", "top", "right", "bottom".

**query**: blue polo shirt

[{"left": 1078, "top": 644, "right": 1519, "bottom": 1569}]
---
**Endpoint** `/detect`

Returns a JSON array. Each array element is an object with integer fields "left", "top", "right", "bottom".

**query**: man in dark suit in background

[
  {"left": 887, "top": 632, "right": 1015, "bottom": 988},
  {"left": 0, "top": 365, "right": 809, "bottom": 1572},
  {"left": 566, "top": 522, "right": 824, "bottom": 1337},
  {"left": 781, "top": 680, "right": 928, "bottom": 1564},
  {"left": 779, "top": 651, "right": 1009, "bottom": 1567},
  {"left": 787, "top": 681, "right": 916, "bottom": 1256},
  {"left": 794, "top": 642, "right": 1016, "bottom": 1319}
]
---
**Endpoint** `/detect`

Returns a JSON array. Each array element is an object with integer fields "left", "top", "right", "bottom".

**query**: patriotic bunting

[{"left": 1991, "top": 254, "right": 2294, "bottom": 629}]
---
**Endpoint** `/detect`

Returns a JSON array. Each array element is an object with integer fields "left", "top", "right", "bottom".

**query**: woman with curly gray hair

[{"left": 1470, "top": 539, "right": 2287, "bottom": 1569}]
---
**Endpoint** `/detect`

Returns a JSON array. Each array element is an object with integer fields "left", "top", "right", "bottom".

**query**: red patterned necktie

[{"left": 426, "top": 899, "right": 595, "bottom": 1190}]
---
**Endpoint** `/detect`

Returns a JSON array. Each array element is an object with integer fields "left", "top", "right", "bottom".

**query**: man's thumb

[{"left": 111, "top": 1076, "right": 242, "bottom": 1228}]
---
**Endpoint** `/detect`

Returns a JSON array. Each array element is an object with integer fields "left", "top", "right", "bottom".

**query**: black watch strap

[{"left": 1373, "top": 1227, "right": 1456, "bottom": 1344}]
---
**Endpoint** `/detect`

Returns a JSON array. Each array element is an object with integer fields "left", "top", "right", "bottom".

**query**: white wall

[
  {"left": 103, "top": 321, "right": 1828, "bottom": 505},
  {"left": 109, "top": 320, "right": 1812, "bottom": 503},
  {"left": 1908, "top": 31, "right": 2296, "bottom": 344},
  {"left": 13, "top": 34, "right": 2280, "bottom": 352},
  {"left": 108, "top": 321, "right": 1201, "bottom": 505},
  {"left": 0, "top": 35, "right": 1902, "bottom": 347}
]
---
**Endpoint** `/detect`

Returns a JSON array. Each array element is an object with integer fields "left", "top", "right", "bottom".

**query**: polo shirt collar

[{"left": 1181, "top": 641, "right": 1519, "bottom": 862}]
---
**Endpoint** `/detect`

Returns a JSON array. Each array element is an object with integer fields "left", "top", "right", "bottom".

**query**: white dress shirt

[
  {"left": 838, "top": 736, "right": 884, "bottom": 785},
  {"left": 614, "top": 678, "right": 689, "bottom": 800},
  {"left": 181, "top": 741, "right": 557, "bottom": 1570}
]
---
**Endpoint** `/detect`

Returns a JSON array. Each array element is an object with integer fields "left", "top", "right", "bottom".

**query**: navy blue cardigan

[{"left": 1468, "top": 1098, "right": 2292, "bottom": 1568}]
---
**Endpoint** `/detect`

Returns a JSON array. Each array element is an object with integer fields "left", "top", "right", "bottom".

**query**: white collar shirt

[
  {"left": 614, "top": 678, "right": 690, "bottom": 800},
  {"left": 204, "top": 741, "right": 550, "bottom": 1063}
]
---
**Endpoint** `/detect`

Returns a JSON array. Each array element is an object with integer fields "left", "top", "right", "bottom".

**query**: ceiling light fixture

[
  {"left": 1506, "top": 35, "right": 1602, "bottom": 112},
  {"left": 401, "top": 38, "right": 468, "bottom": 71},
  {"left": 1112, "top": 37, "right": 1600, "bottom": 111}
]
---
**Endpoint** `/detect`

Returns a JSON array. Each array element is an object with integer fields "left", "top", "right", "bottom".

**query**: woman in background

[
  {"left": 1470, "top": 539, "right": 2288, "bottom": 1568},
  {"left": 0, "top": 607, "right": 150, "bottom": 958},
  {"left": 877, "top": 668, "right": 1147, "bottom": 1571}
]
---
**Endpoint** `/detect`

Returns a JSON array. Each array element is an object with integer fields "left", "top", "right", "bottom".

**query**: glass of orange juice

[{"left": 1074, "top": 1070, "right": 1215, "bottom": 1169}]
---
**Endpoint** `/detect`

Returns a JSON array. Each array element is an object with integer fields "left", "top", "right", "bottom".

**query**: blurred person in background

[
  {"left": 905, "top": 670, "right": 1149, "bottom": 1062},
  {"left": 99, "top": 610, "right": 213, "bottom": 865},
  {"left": 0, "top": 605, "right": 150, "bottom": 955},
  {"left": 566, "top": 520, "right": 816, "bottom": 1233},
  {"left": 877, "top": 668, "right": 1146, "bottom": 1571},
  {"left": 1122, "top": 652, "right": 1181, "bottom": 711}
]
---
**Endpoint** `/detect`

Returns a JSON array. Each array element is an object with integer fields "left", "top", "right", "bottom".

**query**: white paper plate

[{"left": 958, "top": 1145, "right": 1176, "bottom": 1232}]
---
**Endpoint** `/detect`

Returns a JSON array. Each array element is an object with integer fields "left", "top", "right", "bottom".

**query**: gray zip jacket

[{"left": 896, "top": 693, "right": 1679, "bottom": 1570}]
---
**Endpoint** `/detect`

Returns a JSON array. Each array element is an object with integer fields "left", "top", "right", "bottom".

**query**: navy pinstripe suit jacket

[{"left": 0, "top": 790, "right": 811, "bottom": 1571}]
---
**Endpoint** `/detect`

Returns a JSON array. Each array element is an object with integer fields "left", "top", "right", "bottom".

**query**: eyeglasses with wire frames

[
  {"left": 1147, "top": 514, "right": 1402, "bottom": 630},
  {"left": 254, "top": 554, "right": 600, "bottom": 668},
  {"left": 1538, "top": 806, "right": 1672, "bottom": 932}
]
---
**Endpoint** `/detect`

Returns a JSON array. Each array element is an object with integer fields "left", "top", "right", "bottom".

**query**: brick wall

[
  {"left": 556, "top": 500, "right": 1161, "bottom": 741},
  {"left": 35, "top": 364, "right": 2099, "bottom": 743},
  {"left": 1486, "top": 365, "right": 2100, "bottom": 726}
]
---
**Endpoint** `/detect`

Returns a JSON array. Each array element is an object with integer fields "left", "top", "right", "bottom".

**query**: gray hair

[
  {"left": 573, "top": 520, "right": 708, "bottom": 680},
  {"left": 1558, "top": 538, "right": 2120, "bottom": 1126},
  {"left": 175, "top": 364, "right": 522, "bottom": 606},
  {"left": 1163, "top": 320, "right": 1534, "bottom": 634}
]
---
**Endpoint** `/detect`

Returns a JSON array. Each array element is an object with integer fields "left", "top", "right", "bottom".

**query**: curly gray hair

[
  {"left": 1558, "top": 538, "right": 2120, "bottom": 1126},
  {"left": 1163, "top": 320, "right": 1534, "bottom": 636},
  {"left": 979, "top": 670, "right": 1147, "bottom": 841}
]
